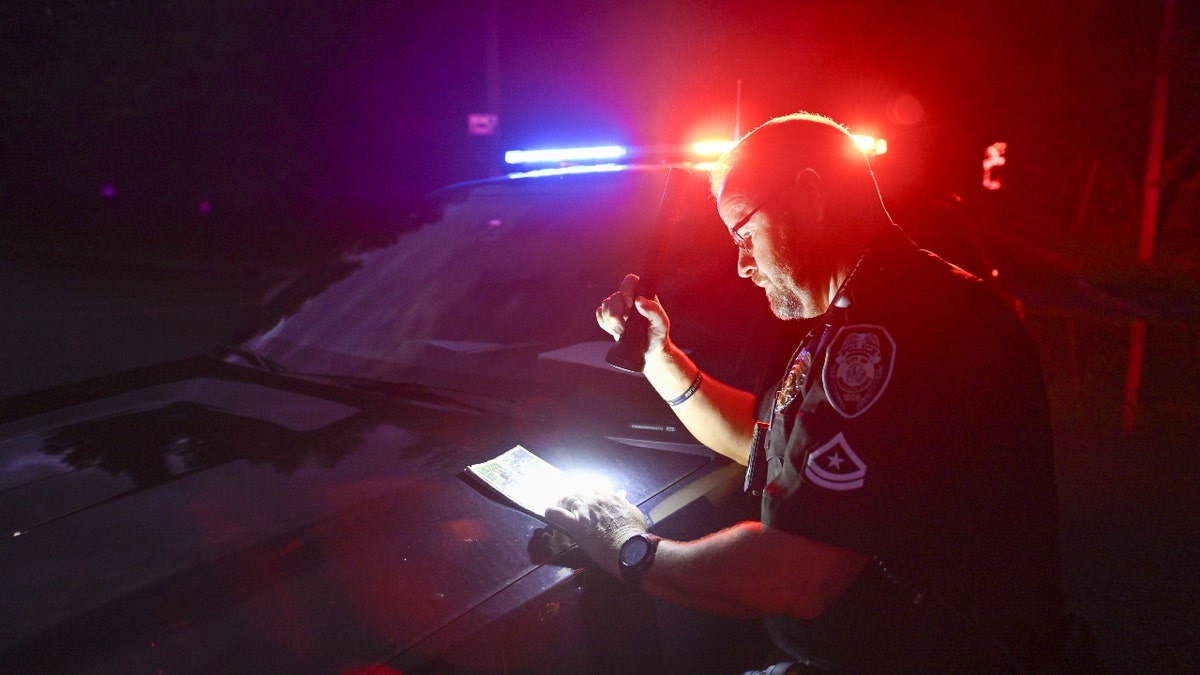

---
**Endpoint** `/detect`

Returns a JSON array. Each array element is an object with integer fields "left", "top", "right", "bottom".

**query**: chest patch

[
  {"left": 822, "top": 324, "right": 896, "bottom": 418},
  {"left": 804, "top": 432, "right": 866, "bottom": 490}
]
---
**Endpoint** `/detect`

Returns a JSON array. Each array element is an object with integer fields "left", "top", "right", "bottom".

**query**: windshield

[{"left": 236, "top": 168, "right": 796, "bottom": 411}]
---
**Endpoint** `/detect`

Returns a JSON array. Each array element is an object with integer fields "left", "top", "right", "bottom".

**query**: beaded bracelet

[{"left": 665, "top": 371, "right": 703, "bottom": 407}]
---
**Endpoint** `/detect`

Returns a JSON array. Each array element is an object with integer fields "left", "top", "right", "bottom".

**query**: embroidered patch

[
  {"left": 804, "top": 432, "right": 866, "bottom": 491},
  {"left": 822, "top": 324, "right": 895, "bottom": 418}
]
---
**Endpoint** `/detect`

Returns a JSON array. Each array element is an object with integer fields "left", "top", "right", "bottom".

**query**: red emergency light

[
  {"left": 690, "top": 140, "right": 737, "bottom": 157},
  {"left": 851, "top": 134, "right": 888, "bottom": 156}
]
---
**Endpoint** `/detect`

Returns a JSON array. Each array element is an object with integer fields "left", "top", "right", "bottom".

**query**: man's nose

[{"left": 737, "top": 248, "right": 756, "bottom": 278}]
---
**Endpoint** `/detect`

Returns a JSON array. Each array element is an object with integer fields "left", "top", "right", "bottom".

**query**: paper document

[{"left": 466, "top": 445, "right": 571, "bottom": 519}]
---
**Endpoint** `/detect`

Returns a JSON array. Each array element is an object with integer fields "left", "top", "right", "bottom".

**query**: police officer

[{"left": 546, "top": 112, "right": 1064, "bottom": 672}]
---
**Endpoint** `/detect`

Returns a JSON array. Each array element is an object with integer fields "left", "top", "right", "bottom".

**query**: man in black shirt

[{"left": 546, "top": 112, "right": 1063, "bottom": 672}]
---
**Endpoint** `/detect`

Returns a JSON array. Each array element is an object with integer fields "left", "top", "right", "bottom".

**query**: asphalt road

[{"left": 1, "top": 242, "right": 1196, "bottom": 673}]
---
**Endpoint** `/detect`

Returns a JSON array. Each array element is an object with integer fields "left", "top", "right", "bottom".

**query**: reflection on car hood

[
  {"left": 0, "top": 363, "right": 718, "bottom": 673},
  {"left": 1, "top": 378, "right": 361, "bottom": 537}
]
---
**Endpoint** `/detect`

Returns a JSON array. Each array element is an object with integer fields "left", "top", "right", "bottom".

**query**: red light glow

[
  {"left": 690, "top": 139, "right": 736, "bottom": 157},
  {"left": 851, "top": 134, "right": 888, "bottom": 157}
]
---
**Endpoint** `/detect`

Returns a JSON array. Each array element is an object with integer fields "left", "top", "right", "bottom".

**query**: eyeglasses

[{"left": 729, "top": 184, "right": 787, "bottom": 253}]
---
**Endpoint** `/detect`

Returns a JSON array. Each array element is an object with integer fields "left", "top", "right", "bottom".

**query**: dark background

[
  {"left": 3, "top": 0, "right": 1198, "bottom": 268},
  {"left": 2, "top": 3, "right": 1199, "bottom": 672}
]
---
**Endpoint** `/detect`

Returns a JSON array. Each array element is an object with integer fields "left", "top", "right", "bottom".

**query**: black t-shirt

[{"left": 753, "top": 226, "right": 1063, "bottom": 671}]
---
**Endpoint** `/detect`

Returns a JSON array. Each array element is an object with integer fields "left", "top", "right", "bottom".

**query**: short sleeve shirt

[{"left": 754, "top": 226, "right": 1062, "bottom": 668}]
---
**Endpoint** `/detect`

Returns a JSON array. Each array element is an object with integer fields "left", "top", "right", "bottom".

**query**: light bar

[
  {"left": 851, "top": 134, "right": 888, "bottom": 157},
  {"left": 504, "top": 145, "right": 628, "bottom": 165}
]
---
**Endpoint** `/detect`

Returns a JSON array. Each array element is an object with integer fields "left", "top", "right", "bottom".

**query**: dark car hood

[{"left": 0, "top": 360, "right": 730, "bottom": 672}]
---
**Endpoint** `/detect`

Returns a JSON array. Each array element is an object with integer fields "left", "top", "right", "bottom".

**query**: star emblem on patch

[
  {"left": 822, "top": 324, "right": 896, "bottom": 418},
  {"left": 804, "top": 432, "right": 867, "bottom": 491}
]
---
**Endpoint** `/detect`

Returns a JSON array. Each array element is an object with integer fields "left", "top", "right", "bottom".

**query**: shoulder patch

[
  {"left": 822, "top": 324, "right": 896, "bottom": 418},
  {"left": 804, "top": 432, "right": 866, "bottom": 490}
]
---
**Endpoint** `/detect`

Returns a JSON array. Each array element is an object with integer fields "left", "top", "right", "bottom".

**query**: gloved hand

[{"left": 544, "top": 489, "right": 649, "bottom": 578}]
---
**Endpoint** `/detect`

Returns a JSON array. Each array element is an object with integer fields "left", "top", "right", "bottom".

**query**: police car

[
  {"left": 0, "top": 146, "right": 800, "bottom": 672},
  {"left": 0, "top": 135, "right": 1013, "bottom": 672}
]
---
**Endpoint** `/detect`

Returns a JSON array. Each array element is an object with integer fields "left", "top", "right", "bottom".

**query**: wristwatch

[{"left": 618, "top": 533, "right": 661, "bottom": 587}]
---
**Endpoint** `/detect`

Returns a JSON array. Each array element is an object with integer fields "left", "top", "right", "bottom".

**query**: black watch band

[{"left": 618, "top": 533, "right": 661, "bottom": 587}]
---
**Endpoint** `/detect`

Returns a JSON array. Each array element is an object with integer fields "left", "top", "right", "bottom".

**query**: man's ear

[{"left": 793, "top": 168, "right": 826, "bottom": 222}]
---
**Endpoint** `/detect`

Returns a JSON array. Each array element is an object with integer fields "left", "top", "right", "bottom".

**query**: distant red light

[{"left": 983, "top": 142, "right": 1007, "bottom": 190}]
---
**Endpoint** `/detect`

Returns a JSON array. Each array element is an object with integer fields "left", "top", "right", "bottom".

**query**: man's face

[{"left": 717, "top": 172, "right": 834, "bottom": 320}]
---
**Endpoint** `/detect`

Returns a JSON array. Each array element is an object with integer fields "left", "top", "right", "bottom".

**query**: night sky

[{"left": 2, "top": 0, "right": 1196, "bottom": 252}]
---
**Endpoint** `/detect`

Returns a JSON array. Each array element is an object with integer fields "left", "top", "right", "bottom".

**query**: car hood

[{"left": 0, "top": 360, "right": 728, "bottom": 672}]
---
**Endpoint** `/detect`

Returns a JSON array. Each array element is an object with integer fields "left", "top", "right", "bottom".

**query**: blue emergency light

[{"left": 504, "top": 145, "right": 628, "bottom": 165}]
